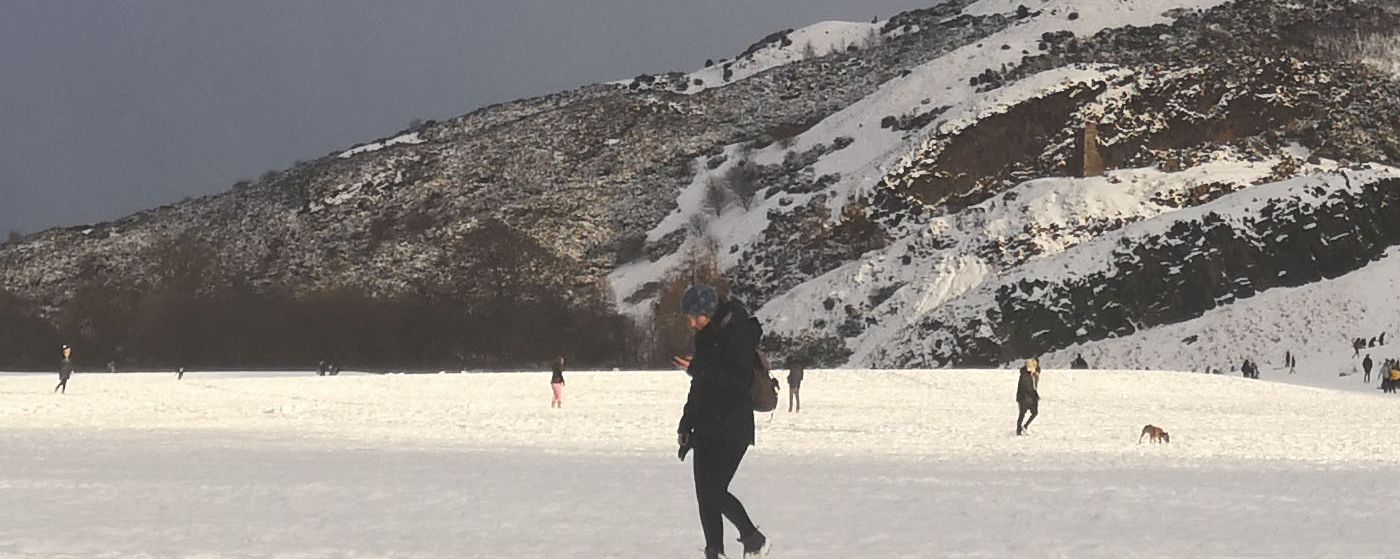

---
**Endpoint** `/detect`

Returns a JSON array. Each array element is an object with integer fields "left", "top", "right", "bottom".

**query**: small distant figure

[
  {"left": 1015, "top": 358, "right": 1041, "bottom": 436},
  {"left": 176, "top": 367, "right": 185, "bottom": 380},
  {"left": 1139, "top": 424, "right": 1170, "bottom": 444},
  {"left": 1070, "top": 354, "right": 1089, "bottom": 370},
  {"left": 550, "top": 356, "right": 565, "bottom": 408},
  {"left": 316, "top": 360, "right": 327, "bottom": 377},
  {"left": 328, "top": 363, "right": 340, "bottom": 376},
  {"left": 1381, "top": 332, "right": 1387, "bottom": 345},
  {"left": 787, "top": 360, "right": 804, "bottom": 413},
  {"left": 1363, "top": 354, "right": 1374, "bottom": 383},
  {"left": 106, "top": 360, "right": 116, "bottom": 374},
  {"left": 55, "top": 344, "right": 74, "bottom": 394},
  {"left": 1386, "top": 361, "right": 1400, "bottom": 394},
  {"left": 1370, "top": 337, "right": 1378, "bottom": 348},
  {"left": 1353, "top": 338, "right": 1364, "bottom": 357},
  {"left": 1240, "top": 359, "right": 1260, "bottom": 380}
]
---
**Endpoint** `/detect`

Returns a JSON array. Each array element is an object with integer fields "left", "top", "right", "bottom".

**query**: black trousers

[
  {"left": 1017, "top": 401, "right": 1038, "bottom": 432},
  {"left": 693, "top": 441, "right": 756, "bottom": 553},
  {"left": 55, "top": 377, "right": 68, "bottom": 393}
]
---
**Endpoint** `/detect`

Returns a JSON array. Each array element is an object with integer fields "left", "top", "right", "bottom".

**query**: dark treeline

[
  {"left": 0, "top": 219, "right": 655, "bottom": 371},
  {"left": 0, "top": 284, "right": 633, "bottom": 371}
]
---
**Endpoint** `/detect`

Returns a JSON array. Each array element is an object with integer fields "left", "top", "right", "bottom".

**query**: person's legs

[
  {"left": 693, "top": 442, "right": 758, "bottom": 554},
  {"left": 1023, "top": 402, "right": 1039, "bottom": 429},
  {"left": 793, "top": 387, "right": 800, "bottom": 413},
  {"left": 788, "top": 389, "right": 794, "bottom": 413},
  {"left": 1017, "top": 405, "right": 1028, "bottom": 434}
]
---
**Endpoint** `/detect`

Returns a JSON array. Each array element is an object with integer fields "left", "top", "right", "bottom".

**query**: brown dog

[{"left": 1139, "top": 424, "right": 1170, "bottom": 444}]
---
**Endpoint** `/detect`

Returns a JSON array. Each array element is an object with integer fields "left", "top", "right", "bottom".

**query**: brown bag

[{"left": 751, "top": 352, "right": 778, "bottom": 412}]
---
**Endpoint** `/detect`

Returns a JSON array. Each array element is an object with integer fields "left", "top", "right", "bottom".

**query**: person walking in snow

[
  {"left": 549, "top": 355, "right": 566, "bottom": 408},
  {"left": 176, "top": 366, "right": 185, "bottom": 380},
  {"left": 55, "top": 344, "right": 73, "bottom": 394},
  {"left": 1382, "top": 359, "right": 1393, "bottom": 392},
  {"left": 786, "top": 359, "right": 804, "bottom": 413},
  {"left": 1070, "top": 354, "right": 1089, "bottom": 370},
  {"left": 1363, "top": 355, "right": 1374, "bottom": 383},
  {"left": 1016, "top": 357, "right": 1041, "bottom": 436},
  {"left": 673, "top": 284, "right": 768, "bottom": 558}
]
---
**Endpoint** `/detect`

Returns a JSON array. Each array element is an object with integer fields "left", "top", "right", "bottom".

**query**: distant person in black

[
  {"left": 1016, "top": 358, "right": 1041, "bottom": 436},
  {"left": 787, "top": 360, "right": 804, "bottom": 413},
  {"left": 55, "top": 344, "right": 73, "bottom": 394},
  {"left": 316, "top": 361, "right": 327, "bottom": 376},
  {"left": 1070, "top": 354, "right": 1089, "bottom": 370},
  {"left": 1363, "top": 355, "right": 1374, "bottom": 383},
  {"left": 329, "top": 363, "right": 340, "bottom": 376},
  {"left": 1241, "top": 359, "right": 1259, "bottom": 379},
  {"left": 177, "top": 367, "right": 185, "bottom": 380},
  {"left": 550, "top": 356, "right": 566, "bottom": 408},
  {"left": 673, "top": 284, "right": 767, "bottom": 558}
]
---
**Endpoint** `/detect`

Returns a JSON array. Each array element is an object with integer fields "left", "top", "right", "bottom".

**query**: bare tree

[{"left": 703, "top": 176, "right": 733, "bottom": 215}]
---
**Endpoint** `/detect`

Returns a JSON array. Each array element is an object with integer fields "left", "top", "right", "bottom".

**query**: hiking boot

[{"left": 739, "top": 529, "right": 768, "bottom": 557}]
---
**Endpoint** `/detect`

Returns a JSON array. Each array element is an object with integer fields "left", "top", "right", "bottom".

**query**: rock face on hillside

[{"left": 3, "top": 0, "right": 1399, "bottom": 369}]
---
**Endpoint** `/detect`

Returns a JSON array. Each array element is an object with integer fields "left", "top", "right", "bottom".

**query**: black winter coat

[
  {"left": 787, "top": 364, "right": 804, "bottom": 385},
  {"left": 679, "top": 299, "right": 760, "bottom": 447},
  {"left": 1016, "top": 366, "right": 1039, "bottom": 406},
  {"left": 59, "top": 357, "right": 73, "bottom": 380}
]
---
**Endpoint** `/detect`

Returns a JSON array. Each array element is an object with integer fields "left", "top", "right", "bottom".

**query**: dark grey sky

[{"left": 1, "top": 0, "right": 937, "bottom": 235}]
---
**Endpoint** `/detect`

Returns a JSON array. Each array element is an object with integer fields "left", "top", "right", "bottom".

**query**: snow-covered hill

[
  {"left": 2, "top": 370, "right": 1398, "bottom": 557},
  {"left": 1041, "top": 246, "right": 1400, "bottom": 390},
  {"left": 3, "top": 0, "right": 1400, "bottom": 373}
]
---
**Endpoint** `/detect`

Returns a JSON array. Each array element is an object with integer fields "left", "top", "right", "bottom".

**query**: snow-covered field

[{"left": 3, "top": 369, "right": 1399, "bottom": 557}]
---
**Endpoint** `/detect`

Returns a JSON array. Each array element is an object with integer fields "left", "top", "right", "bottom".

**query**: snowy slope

[
  {"left": 1039, "top": 246, "right": 1400, "bottom": 391},
  {"left": 681, "top": 21, "right": 882, "bottom": 95},
  {"left": 614, "top": 0, "right": 1241, "bottom": 318},
  {"left": 3, "top": 370, "right": 1399, "bottom": 557},
  {"left": 338, "top": 131, "right": 424, "bottom": 158}
]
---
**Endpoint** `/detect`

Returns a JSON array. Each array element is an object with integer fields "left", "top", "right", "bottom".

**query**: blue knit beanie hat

[{"left": 680, "top": 284, "right": 719, "bottom": 316}]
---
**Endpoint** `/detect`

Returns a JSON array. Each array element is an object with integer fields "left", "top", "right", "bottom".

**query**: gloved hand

[{"left": 677, "top": 432, "right": 692, "bottom": 461}]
